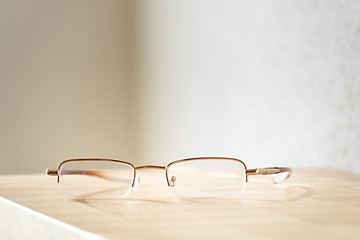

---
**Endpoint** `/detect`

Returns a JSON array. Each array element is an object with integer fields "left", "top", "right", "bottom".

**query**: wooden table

[{"left": 1, "top": 168, "right": 359, "bottom": 240}]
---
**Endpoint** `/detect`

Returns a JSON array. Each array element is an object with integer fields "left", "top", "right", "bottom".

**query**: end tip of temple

[
  {"left": 268, "top": 167, "right": 292, "bottom": 183},
  {"left": 273, "top": 170, "right": 292, "bottom": 183},
  {"left": 46, "top": 169, "right": 58, "bottom": 176}
]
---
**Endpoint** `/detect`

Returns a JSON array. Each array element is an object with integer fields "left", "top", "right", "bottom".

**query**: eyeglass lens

[
  {"left": 167, "top": 159, "right": 246, "bottom": 198},
  {"left": 59, "top": 160, "right": 134, "bottom": 199}
]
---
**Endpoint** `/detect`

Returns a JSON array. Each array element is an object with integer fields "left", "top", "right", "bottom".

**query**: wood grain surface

[{"left": 0, "top": 168, "right": 359, "bottom": 240}]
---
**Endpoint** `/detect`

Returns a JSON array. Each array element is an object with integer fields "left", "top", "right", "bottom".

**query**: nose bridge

[
  {"left": 135, "top": 165, "right": 166, "bottom": 170},
  {"left": 133, "top": 165, "right": 170, "bottom": 188}
]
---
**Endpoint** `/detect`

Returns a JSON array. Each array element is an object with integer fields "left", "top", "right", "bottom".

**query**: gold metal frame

[
  {"left": 46, "top": 157, "right": 292, "bottom": 197},
  {"left": 165, "top": 157, "right": 248, "bottom": 186}
]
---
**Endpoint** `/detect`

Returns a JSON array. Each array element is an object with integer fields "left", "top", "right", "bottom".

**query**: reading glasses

[{"left": 46, "top": 157, "right": 292, "bottom": 199}]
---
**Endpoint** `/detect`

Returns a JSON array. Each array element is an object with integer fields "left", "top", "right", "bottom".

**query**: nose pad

[
  {"left": 170, "top": 176, "right": 176, "bottom": 187},
  {"left": 169, "top": 176, "right": 178, "bottom": 192},
  {"left": 131, "top": 172, "right": 140, "bottom": 192}
]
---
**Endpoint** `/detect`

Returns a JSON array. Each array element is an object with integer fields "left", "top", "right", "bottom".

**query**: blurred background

[{"left": 0, "top": 0, "right": 359, "bottom": 174}]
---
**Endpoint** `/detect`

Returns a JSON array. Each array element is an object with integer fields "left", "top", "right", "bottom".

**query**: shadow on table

[{"left": 73, "top": 183, "right": 314, "bottom": 207}]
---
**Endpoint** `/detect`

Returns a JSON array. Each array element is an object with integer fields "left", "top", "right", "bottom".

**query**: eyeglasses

[{"left": 46, "top": 157, "right": 292, "bottom": 199}]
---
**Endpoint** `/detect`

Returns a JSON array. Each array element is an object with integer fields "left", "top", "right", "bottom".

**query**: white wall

[
  {"left": 134, "top": 0, "right": 360, "bottom": 172},
  {"left": 1, "top": 0, "right": 359, "bottom": 174}
]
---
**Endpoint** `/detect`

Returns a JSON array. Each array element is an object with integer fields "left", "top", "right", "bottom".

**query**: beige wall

[
  {"left": 1, "top": 1, "right": 360, "bottom": 174},
  {"left": 0, "top": 1, "right": 136, "bottom": 174}
]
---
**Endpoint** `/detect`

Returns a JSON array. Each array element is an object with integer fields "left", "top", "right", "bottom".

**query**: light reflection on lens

[
  {"left": 59, "top": 160, "right": 134, "bottom": 199},
  {"left": 167, "top": 158, "right": 246, "bottom": 198}
]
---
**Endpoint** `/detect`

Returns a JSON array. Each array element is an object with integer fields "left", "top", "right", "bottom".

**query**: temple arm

[
  {"left": 246, "top": 167, "right": 292, "bottom": 183},
  {"left": 46, "top": 169, "right": 130, "bottom": 183}
]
